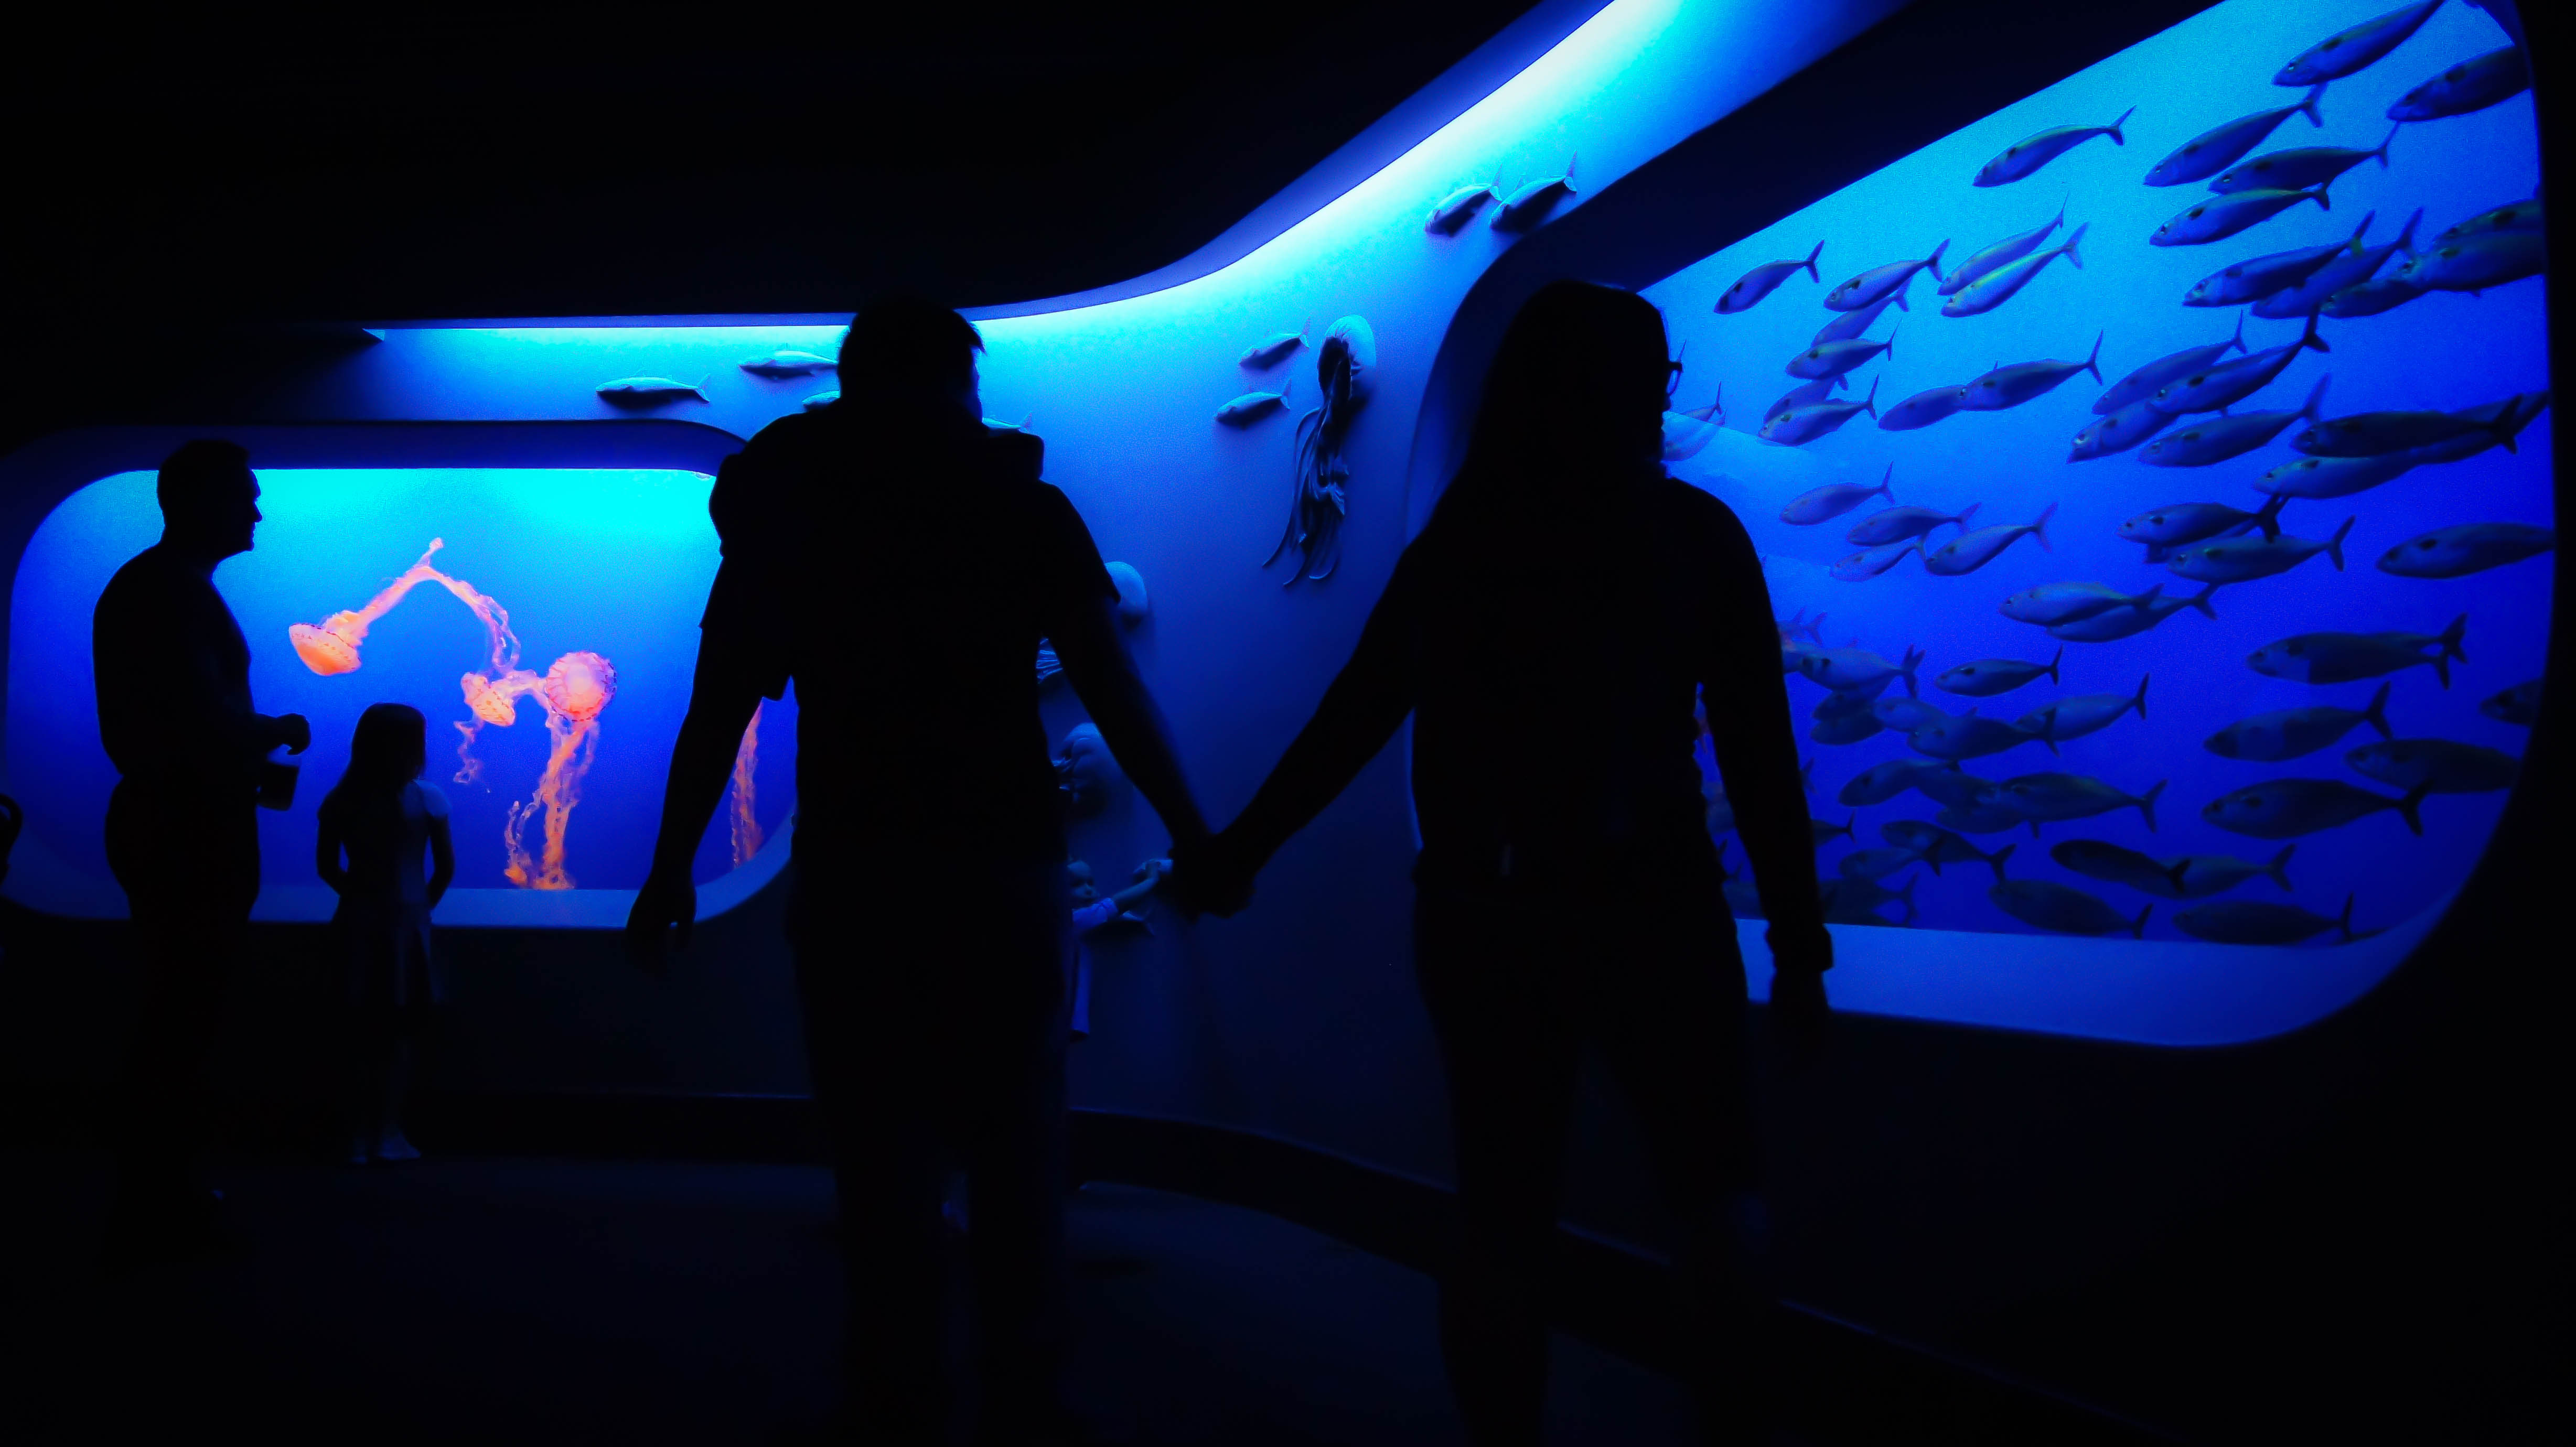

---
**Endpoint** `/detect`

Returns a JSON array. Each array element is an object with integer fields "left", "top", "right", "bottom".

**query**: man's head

[
  {"left": 840, "top": 296, "right": 983, "bottom": 413},
  {"left": 157, "top": 439, "right": 261, "bottom": 559}
]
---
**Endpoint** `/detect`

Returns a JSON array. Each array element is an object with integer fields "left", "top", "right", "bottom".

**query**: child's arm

[
  {"left": 315, "top": 803, "right": 348, "bottom": 896},
  {"left": 423, "top": 787, "right": 455, "bottom": 911},
  {"left": 1107, "top": 859, "right": 1171, "bottom": 916}
]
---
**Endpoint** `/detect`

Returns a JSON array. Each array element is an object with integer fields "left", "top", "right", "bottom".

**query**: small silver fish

[
  {"left": 2246, "top": 614, "right": 2466, "bottom": 688},
  {"left": 1811, "top": 815, "right": 1858, "bottom": 849},
  {"left": 2376, "top": 522, "right": 2553, "bottom": 578},
  {"left": 738, "top": 349, "right": 838, "bottom": 379},
  {"left": 1815, "top": 686, "right": 1884, "bottom": 723},
  {"left": 1909, "top": 709, "right": 2042, "bottom": 762},
  {"left": 2015, "top": 677, "right": 2151, "bottom": 752},
  {"left": 1872, "top": 696, "right": 1950, "bottom": 733},
  {"left": 2173, "top": 896, "right": 2355, "bottom": 945},
  {"left": 1766, "top": 374, "right": 1848, "bottom": 424},
  {"left": 1939, "top": 203, "right": 2066, "bottom": 296},
  {"left": 2167, "top": 846, "right": 2298, "bottom": 898},
  {"left": 2046, "top": 585, "right": 2219, "bottom": 643},
  {"left": 2202, "top": 778, "right": 2423, "bottom": 839},
  {"left": 2256, "top": 452, "right": 2416, "bottom": 499},
  {"left": 2069, "top": 399, "right": 2178, "bottom": 461},
  {"left": 1848, "top": 501, "right": 1978, "bottom": 547},
  {"left": 2212, "top": 126, "right": 2398, "bottom": 195},
  {"left": 1838, "top": 758, "right": 1950, "bottom": 807},
  {"left": 1238, "top": 318, "right": 1310, "bottom": 369},
  {"left": 1214, "top": 379, "right": 1293, "bottom": 426},
  {"left": 1823, "top": 244, "right": 1949, "bottom": 312},
  {"left": 2000, "top": 581, "right": 2164, "bottom": 627},
  {"left": 2391, "top": 230, "right": 2545, "bottom": 293},
  {"left": 2053, "top": 839, "right": 2193, "bottom": 899},
  {"left": 2478, "top": 678, "right": 2540, "bottom": 727},
  {"left": 2274, "top": 2, "right": 2444, "bottom": 87},
  {"left": 2387, "top": 46, "right": 2529, "bottom": 122},
  {"left": 1777, "top": 609, "right": 1829, "bottom": 645},
  {"left": 2433, "top": 197, "right": 2542, "bottom": 245},
  {"left": 1940, "top": 224, "right": 2087, "bottom": 317},
  {"left": 1939, "top": 800, "right": 2035, "bottom": 837},
  {"left": 1675, "top": 386, "right": 1726, "bottom": 425},
  {"left": 1718, "top": 240, "right": 1824, "bottom": 315},
  {"left": 1924, "top": 503, "right": 2055, "bottom": 576},
  {"left": 1760, "top": 376, "right": 1881, "bottom": 445},
  {"left": 1880, "top": 384, "right": 1969, "bottom": 433},
  {"left": 2293, "top": 402, "right": 2520, "bottom": 458},
  {"left": 1914, "top": 766, "right": 1997, "bottom": 811},
  {"left": 2144, "top": 88, "right": 2324, "bottom": 187},
  {"left": 2151, "top": 315, "right": 2327, "bottom": 415},
  {"left": 801, "top": 390, "right": 841, "bottom": 412},
  {"left": 1799, "top": 642, "right": 1923, "bottom": 694},
  {"left": 1980, "top": 772, "right": 2164, "bottom": 830},
  {"left": 1786, "top": 330, "right": 1895, "bottom": 381},
  {"left": 2346, "top": 738, "right": 2518, "bottom": 794},
  {"left": 1425, "top": 170, "right": 1501, "bottom": 233},
  {"left": 1810, "top": 711, "right": 1887, "bottom": 746},
  {"left": 2318, "top": 275, "right": 2427, "bottom": 318},
  {"left": 597, "top": 376, "right": 710, "bottom": 404},
  {"left": 1824, "top": 873, "right": 1917, "bottom": 927},
  {"left": 1491, "top": 154, "right": 1578, "bottom": 230},
  {"left": 1813, "top": 295, "right": 1899, "bottom": 345},
  {"left": 2139, "top": 375, "right": 2330, "bottom": 468},
  {"left": 2152, "top": 187, "right": 2332, "bottom": 247},
  {"left": 2096, "top": 315, "right": 2246, "bottom": 413},
  {"left": 2204, "top": 682, "right": 2393, "bottom": 761},
  {"left": 1957, "top": 336, "right": 2103, "bottom": 412},
  {"left": 1781, "top": 464, "right": 1895, "bottom": 525},
  {"left": 2183, "top": 216, "right": 2375, "bottom": 307},
  {"left": 2166, "top": 516, "right": 2352, "bottom": 585},
  {"left": 1977, "top": 109, "right": 2133, "bottom": 187},
  {"left": 1935, "top": 650, "right": 2062, "bottom": 697},
  {"left": 2253, "top": 209, "right": 2421, "bottom": 318},
  {"left": 1661, "top": 410, "right": 1723, "bottom": 462},
  {"left": 983, "top": 413, "right": 1034, "bottom": 433},
  {"left": 2118, "top": 496, "right": 2285, "bottom": 558},
  {"left": 1881, "top": 820, "right": 2018, "bottom": 881},
  {"left": 2389, "top": 393, "right": 2547, "bottom": 466},
  {"left": 1991, "top": 880, "right": 2150, "bottom": 937}
]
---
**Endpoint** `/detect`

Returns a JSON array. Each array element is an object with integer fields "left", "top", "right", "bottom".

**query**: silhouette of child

[
  {"left": 314, "top": 704, "right": 453, "bottom": 1164},
  {"left": 1066, "top": 856, "right": 1167, "bottom": 1042}
]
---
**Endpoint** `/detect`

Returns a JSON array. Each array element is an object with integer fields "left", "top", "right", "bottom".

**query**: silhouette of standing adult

[
  {"left": 1176, "top": 281, "right": 1831, "bottom": 1446},
  {"left": 627, "top": 298, "right": 1212, "bottom": 1444},
  {"left": 93, "top": 440, "right": 310, "bottom": 1256}
]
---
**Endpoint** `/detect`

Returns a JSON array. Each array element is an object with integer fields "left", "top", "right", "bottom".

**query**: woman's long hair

[
  {"left": 330, "top": 703, "right": 428, "bottom": 813},
  {"left": 1434, "top": 280, "right": 1672, "bottom": 531}
]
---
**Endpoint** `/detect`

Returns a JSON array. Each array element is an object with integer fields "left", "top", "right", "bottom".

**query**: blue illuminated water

[{"left": 1641, "top": 0, "right": 2547, "bottom": 942}]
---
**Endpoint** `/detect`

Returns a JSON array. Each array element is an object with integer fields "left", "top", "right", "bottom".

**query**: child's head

[
  {"left": 1066, "top": 859, "right": 1098, "bottom": 905},
  {"left": 339, "top": 703, "right": 428, "bottom": 795}
]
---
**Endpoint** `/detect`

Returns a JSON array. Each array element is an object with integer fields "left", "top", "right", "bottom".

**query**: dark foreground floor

[{"left": 9, "top": 1155, "right": 1708, "bottom": 1445}]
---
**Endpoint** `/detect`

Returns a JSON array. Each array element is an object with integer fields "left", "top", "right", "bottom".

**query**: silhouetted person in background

[
  {"left": 1174, "top": 280, "right": 1831, "bottom": 1446},
  {"left": 627, "top": 297, "right": 1211, "bottom": 1445},
  {"left": 93, "top": 439, "right": 310, "bottom": 1258}
]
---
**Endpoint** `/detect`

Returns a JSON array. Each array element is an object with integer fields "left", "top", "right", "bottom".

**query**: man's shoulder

[
  {"left": 1646, "top": 474, "right": 1754, "bottom": 547},
  {"left": 95, "top": 546, "right": 185, "bottom": 618}
]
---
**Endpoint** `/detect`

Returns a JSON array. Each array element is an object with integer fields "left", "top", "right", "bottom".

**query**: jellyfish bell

[
  {"left": 541, "top": 651, "right": 617, "bottom": 722},
  {"left": 460, "top": 672, "right": 519, "bottom": 727},
  {"left": 288, "top": 619, "right": 362, "bottom": 676}
]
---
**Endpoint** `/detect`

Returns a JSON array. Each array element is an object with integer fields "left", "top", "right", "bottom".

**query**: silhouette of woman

[{"left": 1183, "top": 280, "right": 1832, "bottom": 1445}]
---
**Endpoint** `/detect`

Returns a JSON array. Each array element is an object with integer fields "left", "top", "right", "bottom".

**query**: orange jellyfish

[
  {"left": 289, "top": 539, "right": 519, "bottom": 677},
  {"left": 502, "top": 651, "right": 619, "bottom": 891},
  {"left": 728, "top": 701, "right": 765, "bottom": 866}
]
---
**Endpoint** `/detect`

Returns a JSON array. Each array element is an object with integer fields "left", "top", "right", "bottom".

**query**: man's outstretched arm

[
  {"left": 626, "top": 639, "right": 768, "bottom": 967},
  {"left": 1051, "top": 596, "right": 1211, "bottom": 853}
]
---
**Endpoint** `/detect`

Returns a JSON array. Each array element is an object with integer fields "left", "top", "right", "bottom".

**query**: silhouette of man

[
  {"left": 628, "top": 298, "right": 1211, "bottom": 1444},
  {"left": 1174, "top": 281, "right": 1829, "bottom": 1445},
  {"left": 93, "top": 439, "right": 309, "bottom": 1254}
]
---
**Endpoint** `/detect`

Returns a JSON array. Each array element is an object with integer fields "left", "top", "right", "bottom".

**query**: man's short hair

[
  {"left": 840, "top": 296, "right": 983, "bottom": 397},
  {"left": 157, "top": 439, "right": 253, "bottom": 518}
]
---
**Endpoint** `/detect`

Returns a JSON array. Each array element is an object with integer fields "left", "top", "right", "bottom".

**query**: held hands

[
  {"left": 1162, "top": 832, "right": 1256, "bottom": 921},
  {"left": 624, "top": 869, "right": 696, "bottom": 980}
]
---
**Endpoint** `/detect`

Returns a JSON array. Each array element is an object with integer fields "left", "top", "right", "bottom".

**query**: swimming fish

[
  {"left": 1810, "top": 711, "right": 1887, "bottom": 746},
  {"left": 2148, "top": 314, "right": 2328, "bottom": 416},
  {"left": 2391, "top": 230, "right": 2546, "bottom": 293},
  {"left": 1765, "top": 375, "right": 1848, "bottom": 425},
  {"left": 982, "top": 413, "right": 1035, "bottom": 433},
  {"left": 1879, "top": 384, "right": 1968, "bottom": 433},
  {"left": 1880, "top": 821, "right": 2018, "bottom": 882},
  {"left": 2387, "top": 46, "right": 2529, "bottom": 122},
  {"left": 1787, "top": 331, "right": 1896, "bottom": 381},
  {"left": 1940, "top": 223, "right": 2087, "bottom": 317},
  {"left": 2118, "top": 496, "right": 2285, "bottom": 561},
  {"left": 1238, "top": 318, "right": 1310, "bottom": 369},
  {"left": 1823, "top": 244, "right": 1949, "bottom": 311},
  {"left": 596, "top": 376, "right": 710, "bottom": 404},
  {"left": 1491, "top": 153, "right": 1578, "bottom": 230},
  {"left": 1979, "top": 772, "right": 2164, "bottom": 830},
  {"left": 2247, "top": 615, "right": 2466, "bottom": 688},
  {"left": 2000, "top": 581, "right": 2164, "bottom": 627},
  {"left": 2433, "top": 197, "right": 2542, "bottom": 245},
  {"left": 2202, "top": 779, "right": 2423, "bottom": 838},
  {"left": 2144, "top": 87, "right": 2325, "bottom": 187},
  {"left": 1814, "top": 295, "right": 1901, "bottom": 346},
  {"left": 2069, "top": 399, "right": 2178, "bottom": 462},
  {"left": 2274, "top": 2, "right": 2445, "bottom": 87},
  {"left": 2346, "top": 738, "right": 2518, "bottom": 794},
  {"left": 2253, "top": 208, "right": 2421, "bottom": 318},
  {"left": 2153, "top": 187, "right": 2333, "bottom": 247},
  {"left": 1824, "top": 873, "right": 1918, "bottom": 927},
  {"left": 2166, "top": 516, "right": 2352, "bottom": 585},
  {"left": 1912, "top": 766, "right": 1995, "bottom": 810},
  {"left": 1977, "top": 109, "right": 2132, "bottom": 187},
  {"left": 1936, "top": 650, "right": 2062, "bottom": 697},
  {"left": 2168, "top": 846, "right": 2299, "bottom": 897},
  {"left": 2319, "top": 275, "right": 2427, "bottom": 318},
  {"left": 738, "top": 349, "right": 837, "bottom": 379},
  {"left": 1425, "top": 171, "right": 1500, "bottom": 233},
  {"left": 1661, "top": 417, "right": 1718, "bottom": 463},
  {"left": 1872, "top": 696, "right": 1951, "bottom": 734},
  {"left": 801, "top": 390, "right": 841, "bottom": 412},
  {"left": 2376, "top": 522, "right": 2553, "bottom": 578},
  {"left": 2015, "top": 677, "right": 2150, "bottom": 752},
  {"left": 1214, "top": 379, "right": 1293, "bottom": 426},
  {"left": 1924, "top": 503, "right": 2055, "bottom": 576},
  {"left": 1675, "top": 386, "right": 1727, "bottom": 425},
  {"left": 1940, "top": 204, "right": 2067, "bottom": 296},
  {"left": 1908, "top": 709, "right": 2041, "bottom": 762},
  {"left": 2139, "top": 375, "right": 2330, "bottom": 468},
  {"left": 1777, "top": 609, "right": 1830, "bottom": 645},
  {"left": 1991, "top": 880, "right": 2150, "bottom": 938},
  {"left": 1800, "top": 642, "right": 1923, "bottom": 695},
  {"left": 2052, "top": 839, "right": 2191, "bottom": 898},
  {"left": 1957, "top": 336, "right": 2103, "bottom": 412},
  {"left": 2212, "top": 126, "right": 2399, "bottom": 196},
  {"left": 2293, "top": 403, "right": 2521, "bottom": 458},
  {"left": 2183, "top": 217, "right": 2374, "bottom": 307},
  {"left": 1761, "top": 376, "right": 1881, "bottom": 445},
  {"left": 2478, "top": 678, "right": 2539, "bottom": 726},
  {"left": 2204, "top": 682, "right": 2394, "bottom": 761},
  {"left": 1814, "top": 686, "right": 1884, "bottom": 723},
  {"left": 1718, "top": 240, "right": 1825, "bottom": 314},
  {"left": 1848, "top": 501, "right": 1978, "bottom": 547},
  {"left": 1812, "top": 815, "right": 1858, "bottom": 849},
  {"left": 1781, "top": 464, "right": 1894, "bottom": 524},
  {"left": 2255, "top": 452, "right": 2416, "bottom": 499},
  {"left": 1839, "top": 847, "right": 1925, "bottom": 883},
  {"left": 1939, "top": 800, "right": 2036, "bottom": 837},
  {"left": 2046, "top": 585, "right": 2219, "bottom": 643},
  {"left": 2173, "top": 896, "right": 2356, "bottom": 945},
  {"left": 1839, "top": 758, "right": 1951, "bottom": 807},
  {"left": 2096, "top": 315, "right": 2246, "bottom": 413},
  {"left": 2386, "top": 393, "right": 2547, "bottom": 466}
]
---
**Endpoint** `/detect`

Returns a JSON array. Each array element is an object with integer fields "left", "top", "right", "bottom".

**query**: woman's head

[
  {"left": 1457, "top": 281, "right": 1673, "bottom": 501},
  {"left": 340, "top": 703, "right": 428, "bottom": 795}
]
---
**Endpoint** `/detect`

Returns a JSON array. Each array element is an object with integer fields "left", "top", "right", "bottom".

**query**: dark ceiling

[{"left": 6, "top": 4, "right": 1539, "bottom": 329}]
